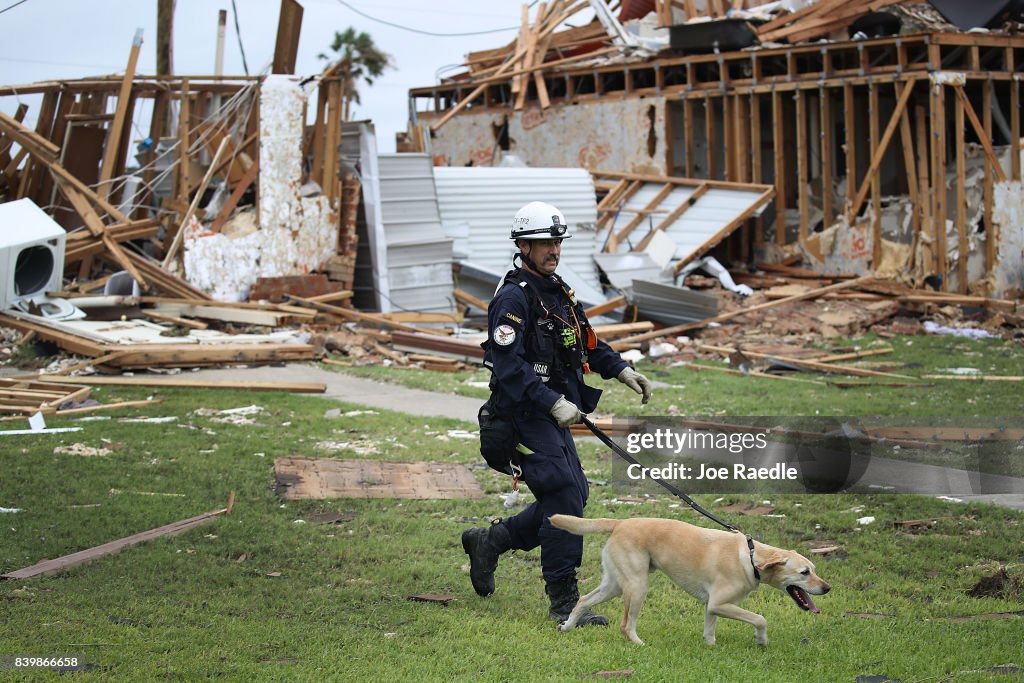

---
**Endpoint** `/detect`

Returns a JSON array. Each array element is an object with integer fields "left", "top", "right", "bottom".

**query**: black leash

[{"left": 580, "top": 415, "right": 761, "bottom": 581}]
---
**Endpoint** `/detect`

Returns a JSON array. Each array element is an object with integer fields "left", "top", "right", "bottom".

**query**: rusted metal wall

[{"left": 426, "top": 98, "right": 668, "bottom": 175}]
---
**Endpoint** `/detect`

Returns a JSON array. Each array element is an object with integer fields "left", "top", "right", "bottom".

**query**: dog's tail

[{"left": 549, "top": 515, "right": 621, "bottom": 536}]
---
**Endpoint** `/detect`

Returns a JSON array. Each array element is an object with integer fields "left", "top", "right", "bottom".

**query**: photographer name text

[{"left": 626, "top": 462, "right": 797, "bottom": 481}]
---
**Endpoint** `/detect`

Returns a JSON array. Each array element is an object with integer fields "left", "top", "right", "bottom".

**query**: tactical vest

[{"left": 482, "top": 268, "right": 595, "bottom": 392}]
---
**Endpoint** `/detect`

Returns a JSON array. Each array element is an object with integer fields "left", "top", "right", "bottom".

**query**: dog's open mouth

[{"left": 786, "top": 585, "right": 820, "bottom": 613}]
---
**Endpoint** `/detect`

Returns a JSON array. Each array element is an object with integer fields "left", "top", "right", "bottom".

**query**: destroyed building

[
  {"left": 408, "top": 0, "right": 1024, "bottom": 299},
  {"left": 1, "top": 0, "right": 1022, "bottom": 396}
]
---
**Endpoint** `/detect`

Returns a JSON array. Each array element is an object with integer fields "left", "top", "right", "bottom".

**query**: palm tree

[{"left": 319, "top": 28, "right": 393, "bottom": 121}]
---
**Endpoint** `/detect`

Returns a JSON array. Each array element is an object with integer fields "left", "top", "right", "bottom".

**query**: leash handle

[{"left": 580, "top": 415, "right": 742, "bottom": 534}]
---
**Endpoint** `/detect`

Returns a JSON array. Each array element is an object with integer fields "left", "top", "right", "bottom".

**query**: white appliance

[{"left": 0, "top": 198, "right": 81, "bottom": 319}]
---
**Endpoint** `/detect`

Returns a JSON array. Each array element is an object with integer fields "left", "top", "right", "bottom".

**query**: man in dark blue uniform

[{"left": 462, "top": 201, "right": 653, "bottom": 625}]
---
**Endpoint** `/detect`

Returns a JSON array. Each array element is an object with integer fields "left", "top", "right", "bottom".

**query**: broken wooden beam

[
  {"left": 1, "top": 495, "right": 234, "bottom": 580},
  {"left": 390, "top": 331, "right": 485, "bottom": 363},
  {"left": 32, "top": 375, "right": 327, "bottom": 393},
  {"left": 284, "top": 295, "right": 451, "bottom": 336},
  {"left": 698, "top": 343, "right": 917, "bottom": 380}
]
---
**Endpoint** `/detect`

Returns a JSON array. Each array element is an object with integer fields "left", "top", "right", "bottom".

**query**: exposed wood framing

[
  {"left": 772, "top": 89, "right": 786, "bottom": 245},
  {"left": 955, "top": 88, "right": 967, "bottom": 293}
]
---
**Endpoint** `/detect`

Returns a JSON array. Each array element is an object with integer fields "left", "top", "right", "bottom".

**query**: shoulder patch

[
  {"left": 493, "top": 324, "right": 517, "bottom": 347},
  {"left": 504, "top": 312, "right": 523, "bottom": 325}
]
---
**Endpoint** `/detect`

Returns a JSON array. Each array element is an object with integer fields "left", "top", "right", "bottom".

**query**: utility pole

[{"left": 156, "top": 0, "right": 174, "bottom": 76}]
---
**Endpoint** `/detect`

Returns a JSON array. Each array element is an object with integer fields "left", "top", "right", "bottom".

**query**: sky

[{"left": 0, "top": 0, "right": 553, "bottom": 153}]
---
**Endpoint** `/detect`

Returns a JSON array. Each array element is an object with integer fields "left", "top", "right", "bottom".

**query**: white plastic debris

[
  {"left": 620, "top": 349, "right": 645, "bottom": 363},
  {"left": 856, "top": 516, "right": 876, "bottom": 525},
  {"left": 648, "top": 342, "right": 678, "bottom": 358}
]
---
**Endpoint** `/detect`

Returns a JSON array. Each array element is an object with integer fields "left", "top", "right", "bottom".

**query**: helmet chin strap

[{"left": 516, "top": 242, "right": 545, "bottom": 275}]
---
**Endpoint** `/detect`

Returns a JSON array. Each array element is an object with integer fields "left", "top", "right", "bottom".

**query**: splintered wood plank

[
  {"left": 274, "top": 458, "right": 484, "bottom": 500},
  {"left": 1, "top": 501, "right": 231, "bottom": 579}
]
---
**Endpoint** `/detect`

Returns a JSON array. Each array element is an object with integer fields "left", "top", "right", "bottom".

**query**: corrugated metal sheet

[
  {"left": 342, "top": 121, "right": 388, "bottom": 311},
  {"left": 339, "top": 124, "right": 455, "bottom": 312},
  {"left": 377, "top": 153, "right": 454, "bottom": 313},
  {"left": 433, "top": 167, "right": 603, "bottom": 299},
  {"left": 631, "top": 279, "right": 717, "bottom": 326}
]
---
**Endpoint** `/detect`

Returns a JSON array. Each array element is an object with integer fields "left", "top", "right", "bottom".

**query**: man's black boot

[
  {"left": 545, "top": 575, "right": 608, "bottom": 626},
  {"left": 461, "top": 520, "right": 513, "bottom": 597}
]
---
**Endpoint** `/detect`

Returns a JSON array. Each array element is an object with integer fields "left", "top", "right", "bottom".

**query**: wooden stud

[
  {"left": 844, "top": 83, "right": 856, "bottom": 214},
  {"left": 705, "top": 93, "right": 717, "bottom": 179},
  {"left": 796, "top": 88, "right": 809, "bottom": 242},
  {"left": 1012, "top": 77, "right": 1020, "bottom": 181},
  {"left": 683, "top": 97, "right": 695, "bottom": 177},
  {"left": 751, "top": 92, "right": 764, "bottom": 244},
  {"left": 722, "top": 94, "right": 734, "bottom": 181},
  {"left": 983, "top": 79, "right": 995, "bottom": 276},
  {"left": 99, "top": 29, "right": 143, "bottom": 202},
  {"left": 322, "top": 78, "right": 342, "bottom": 205},
  {"left": 209, "top": 159, "right": 260, "bottom": 233},
  {"left": 772, "top": 89, "right": 786, "bottom": 245},
  {"left": 175, "top": 79, "right": 191, "bottom": 207},
  {"left": 869, "top": 82, "right": 882, "bottom": 264},
  {"left": 955, "top": 89, "right": 967, "bottom": 294},
  {"left": 736, "top": 95, "right": 751, "bottom": 261},
  {"left": 931, "top": 80, "right": 948, "bottom": 285},
  {"left": 897, "top": 83, "right": 918, "bottom": 235},
  {"left": 915, "top": 104, "right": 931, "bottom": 272},
  {"left": 820, "top": 86, "right": 833, "bottom": 227}
]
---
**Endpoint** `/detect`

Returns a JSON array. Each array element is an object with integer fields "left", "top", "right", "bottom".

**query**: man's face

[{"left": 519, "top": 238, "right": 562, "bottom": 276}]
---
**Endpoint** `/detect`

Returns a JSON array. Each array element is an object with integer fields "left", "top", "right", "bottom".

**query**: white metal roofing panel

[
  {"left": 433, "top": 167, "right": 603, "bottom": 296},
  {"left": 610, "top": 182, "right": 771, "bottom": 265}
]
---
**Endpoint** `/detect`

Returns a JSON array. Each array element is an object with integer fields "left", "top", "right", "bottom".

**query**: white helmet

[{"left": 510, "top": 201, "right": 572, "bottom": 240}]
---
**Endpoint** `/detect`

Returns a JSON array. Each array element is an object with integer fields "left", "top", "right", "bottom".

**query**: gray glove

[
  {"left": 550, "top": 396, "right": 582, "bottom": 427},
  {"left": 617, "top": 367, "right": 653, "bottom": 404}
]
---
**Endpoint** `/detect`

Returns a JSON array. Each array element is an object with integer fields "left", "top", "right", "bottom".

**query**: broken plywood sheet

[{"left": 274, "top": 457, "right": 484, "bottom": 500}]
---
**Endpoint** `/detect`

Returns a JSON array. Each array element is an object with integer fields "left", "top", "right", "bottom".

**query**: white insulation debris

[{"left": 183, "top": 76, "right": 336, "bottom": 301}]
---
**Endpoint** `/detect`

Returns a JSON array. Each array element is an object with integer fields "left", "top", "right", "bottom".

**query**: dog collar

[{"left": 746, "top": 535, "right": 761, "bottom": 582}]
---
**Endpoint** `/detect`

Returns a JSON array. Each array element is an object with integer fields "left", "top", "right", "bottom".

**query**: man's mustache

[{"left": 544, "top": 254, "right": 559, "bottom": 262}]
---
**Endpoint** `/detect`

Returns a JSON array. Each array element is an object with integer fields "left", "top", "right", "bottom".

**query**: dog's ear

[{"left": 755, "top": 553, "right": 788, "bottom": 573}]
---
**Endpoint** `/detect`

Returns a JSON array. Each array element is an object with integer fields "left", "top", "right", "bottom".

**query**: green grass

[
  {"left": 0, "top": 331, "right": 1022, "bottom": 681},
  {"left": 337, "top": 332, "right": 1024, "bottom": 417}
]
